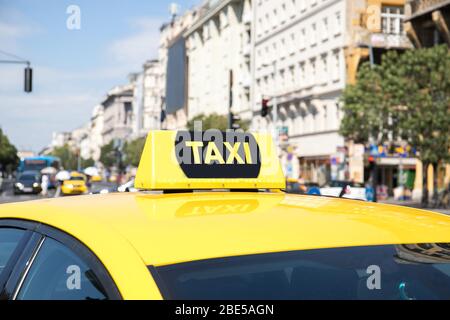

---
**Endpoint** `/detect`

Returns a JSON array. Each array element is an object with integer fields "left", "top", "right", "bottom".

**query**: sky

[{"left": 0, "top": 0, "right": 198, "bottom": 152}]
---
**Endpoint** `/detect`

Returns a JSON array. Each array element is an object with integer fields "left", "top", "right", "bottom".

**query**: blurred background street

[{"left": 0, "top": 0, "right": 449, "bottom": 211}]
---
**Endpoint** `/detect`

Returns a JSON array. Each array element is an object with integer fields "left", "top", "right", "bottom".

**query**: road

[
  {"left": 0, "top": 179, "right": 118, "bottom": 204},
  {"left": 1, "top": 178, "right": 449, "bottom": 215}
]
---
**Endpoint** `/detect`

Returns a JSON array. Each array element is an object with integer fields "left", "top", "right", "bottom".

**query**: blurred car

[
  {"left": 61, "top": 175, "right": 88, "bottom": 195},
  {"left": 118, "top": 179, "right": 138, "bottom": 193},
  {"left": 91, "top": 175, "right": 103, "bottom": 182},
  {"left": 320, "top": 180, "right": 367, "bottom": 201},
  {"left": 14, "top": 171, "right": 42, "bottom": 195},
  {"left": 89, "top": 182, "right": 118, "bottom": 195},
  {"left": 286, "top": 179, "right": 320, "bottom": 195}
]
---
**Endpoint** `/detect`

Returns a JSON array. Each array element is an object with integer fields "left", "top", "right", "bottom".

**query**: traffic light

[
  {"left": 261, "top": 98, "right": 270, "bottom": 117},
  {"left": 24, "top": 67, "right": 32, "bottom": 93},
  {"left": 229, "top": 112, "right": 241, "bottom": 130}
]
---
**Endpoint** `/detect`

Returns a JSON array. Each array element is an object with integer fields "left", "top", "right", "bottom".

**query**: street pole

[{"left": 272, "top": 61, "right": 278, "bottom": 151}]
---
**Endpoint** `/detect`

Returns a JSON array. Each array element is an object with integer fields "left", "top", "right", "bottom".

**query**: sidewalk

[{"left": 380, "top": 198, "right": 450, "bottom": 215}]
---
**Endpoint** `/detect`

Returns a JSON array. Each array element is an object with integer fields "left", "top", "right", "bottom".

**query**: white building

[
  {"left": 184, "top": 0, "right": 254, "bottom": 123},
  {"left": 252, "top": 0, "right": 348, "bottom": 183},
  {"left": 142, "top": 60, "right": 163, "bottom": 133},
  {"left": 159, "top": 8, "right": 201, "bottom": 130},
  {"left": 101, "top": 84, "right": 134, "bottom": 145},
  {"left": 70, "top": 124, "right": 91, "bottom": 160},
  {"left": 51, "top": 132, "right": 72, "bottom": 149},
  {"left": 89, "top": 104, "right": 104, "bottom": 162}
]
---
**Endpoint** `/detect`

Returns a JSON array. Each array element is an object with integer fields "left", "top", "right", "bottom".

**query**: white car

[
  {"left": 118, "top": 179, "right": 138, "bottom": 193},
  {"left": 320, "top": 181, "right": 367, "bottom": 201}
]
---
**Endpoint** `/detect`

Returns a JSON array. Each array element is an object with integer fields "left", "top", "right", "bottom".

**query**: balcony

[
  {"left": 355, "top": 29, "right": 412, "bottom": 49},
  {"left": 407, "top": 0, "right": 450, "bottom": 18}
]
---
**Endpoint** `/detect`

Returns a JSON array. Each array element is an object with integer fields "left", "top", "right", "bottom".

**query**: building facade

[
  {"left": 252, "top": 0, "right": 348, "bottom": 184},
  {"left": 251, "top": 0, "right": 411, "bottom": 186},
  {"left": 159, "top": 8, "right": 201, "bottom": 130},
  {"left": 141, "top": 60, "right": 163, "bottom": 134},
  {"left": 405, "top": 0, "right": 450, "bottom": 48},
  {"left": 184, "top": 0, "right": 254, "bottom": 123},
  {"left": 101, "top": 84, "right": 134, "bottom": 145},
  {"left": 89, "top": 104, "right": 104, "bottom": 162}
]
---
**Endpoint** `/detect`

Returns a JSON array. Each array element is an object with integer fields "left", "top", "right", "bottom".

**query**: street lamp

[{"left": 0, "top": 49, "right": 33, "bottom": 93}]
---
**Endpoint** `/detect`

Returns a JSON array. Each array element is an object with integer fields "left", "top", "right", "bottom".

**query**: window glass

[
  {"left": 0, "top": 228, "right": 25, "bottom": 277},
  {"left": 17, "top": 237, "right": 108, "bottom": 300},
  {"left": 155, "top": 244, "right": 450, "bottom": 300}
]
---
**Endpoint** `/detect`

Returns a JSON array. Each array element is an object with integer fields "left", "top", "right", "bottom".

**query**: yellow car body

[
  {"left": 91, "top": 175, "right": 102, "bottom": 182},
  {"left": 1, "top": 131, "right": 450, "bottom": 300},
  {"left": 0, "top": 192, "right": 450, "bottom": 299},
  {"left": 61, "top": 178, "right": 88, "bottom": 195}
]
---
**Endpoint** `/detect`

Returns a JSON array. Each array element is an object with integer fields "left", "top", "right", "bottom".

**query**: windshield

[
  {"left": 19, "top": 175, "right": 38, "bottom": 182},
  {"left": 153, "top": 244, "right": 450, "bottom": 300},
  {"left": 70, "top": 177, "right": 84, "bottom": 181}
]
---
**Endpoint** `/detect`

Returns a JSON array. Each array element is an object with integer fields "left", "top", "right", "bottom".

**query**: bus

[{"left": 18, "top": 156, "right": 60, "bottom": 173}]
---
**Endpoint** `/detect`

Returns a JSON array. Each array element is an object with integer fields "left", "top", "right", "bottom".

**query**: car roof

[{"left": 0, "top": 192, "right": 450, "bottom": 266}]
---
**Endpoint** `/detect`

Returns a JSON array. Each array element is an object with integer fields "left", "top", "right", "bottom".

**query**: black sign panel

[{"left": 175, "top": 131, "right": 261, "bottom": 179}]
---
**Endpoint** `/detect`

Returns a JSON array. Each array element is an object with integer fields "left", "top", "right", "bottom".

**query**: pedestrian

[{"left": 41, "top": 174, "right": 49, "bottom": 196}]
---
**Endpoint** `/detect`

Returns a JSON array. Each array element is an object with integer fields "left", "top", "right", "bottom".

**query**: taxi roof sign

[{"left": 135, "top": 130, "right": 286, "bottom": 190}]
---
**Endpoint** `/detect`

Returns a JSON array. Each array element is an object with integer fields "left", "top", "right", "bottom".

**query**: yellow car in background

[
  {"left": 91, "top": 175, "right": 103, "bottom": 182},
  {"left": 61, "top": 173, "right": 88, "bottom": 195}
]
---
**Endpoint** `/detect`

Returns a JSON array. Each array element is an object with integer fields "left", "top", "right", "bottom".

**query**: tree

[
  {"left": 81, "top": 158, "right": 95, "bottom": 168},
  {"left": 123, "top": 137, "right": 146, "bottom": 167},
  {"left": 50, "top": 144, "right": 77, "bottom": 170},
  {"left": 186, "top": 113, "right": 250, "bottom": 131},
  {"left": 187, "top": 113, "right": 229, "bottom": 131},
  {"left": 0, "top": 128, "right": 19, "bottom": 174},
  {"left": 99, "top": 141, "right": 116, "bottom": 169},
  {"left": 392, "top": 45, "right": 450, "bottom": 205},
  {"left": 341, "top": 45, "right": 450, "bottom": 206}
]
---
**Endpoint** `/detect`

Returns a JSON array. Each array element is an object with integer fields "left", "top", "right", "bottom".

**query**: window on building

[
  {"left": 334, "top": 11, "right": 342, "bottom": 36},
  {"left": 322, "top": 17, "right": 329, "bottom": 41},
  {"left": 332, "top": 50, "right": 340, "bottom": 82},
  {"left": 310, "top": 23, "right": 317, "bottom": 46},
  {"left": 381, "top": 6, "right": 404, "bottom": 35},
  {"left": 300, "top": 28, "right": 306, "bottom": 50}
]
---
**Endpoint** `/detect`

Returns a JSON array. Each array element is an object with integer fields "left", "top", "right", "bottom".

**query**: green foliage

[
  {"left": 341, "top": 45, "right": 450, "bottom": 165},
  {"left": 50, "top": 144, "right": 78, "bottom": 170},
  {"left": 123, "top": 137, "right": 146, "bottom": 167},
  {"left": 81, "top": 158, "right": 95, "bottom": 168},
  {"left": 187, "top": 113, "right": 229, "bottom": 131},
  {"left": 99, "top": 141, "right": 116, "bottom": 168},
  {"left": 51, "top": 145, "right": 95, "bottom": 171},
  {"left": 186, "top": 113, "right": 250, "bottom": 131},
  {"left": 0, "top": 128, "right": 19, "bottom": 173}
]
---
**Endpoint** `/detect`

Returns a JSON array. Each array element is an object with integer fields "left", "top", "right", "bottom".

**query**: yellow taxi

[
  {"left": 61, "top": 172, "right": 88, "bottom": 195},
  {"left": 0, "top": 131, "right": 450, "bottom": 300},
  {"left": 90, "top": 175, "right": 103, "bottom": 183}
]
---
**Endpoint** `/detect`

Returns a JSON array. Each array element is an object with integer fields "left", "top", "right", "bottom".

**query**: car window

[
  {"left": 0, "top": 228, "right": 25, "bottom": 278},
  {"left": 154, "top": 244, "right": 450, "bottom": 300},
  {"left": 16, "top": 237, "right": 108, "bottom": 300},
  {"left": 70, "top": 177, "right": 84, "bottom": 181}
]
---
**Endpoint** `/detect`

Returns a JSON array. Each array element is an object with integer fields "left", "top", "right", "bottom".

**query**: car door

[
  {"left": 0, "top": 226, "right": 31, "bottom": 298},
  {"left": 0, "top": 220, "right": 121, "bottom": 300}
]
